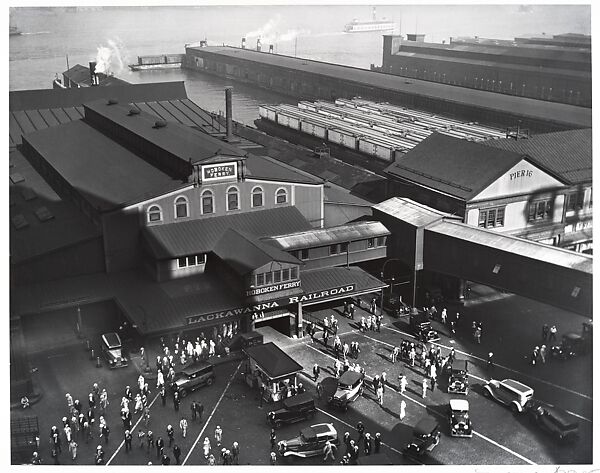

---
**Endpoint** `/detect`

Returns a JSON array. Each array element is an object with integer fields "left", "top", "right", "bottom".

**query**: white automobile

[{"left": 483, "top": 379, "right": 533, "bottom": 413}]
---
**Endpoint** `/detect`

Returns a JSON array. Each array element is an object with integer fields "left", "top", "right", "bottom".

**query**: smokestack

[
  {"left": 225, "top": 87, "right": 233, "bottom": 141},
  {"left": 89, "top": 61, "right": 98, "bottom": 86},
  {"left": 256, "top": 38, "right": 262, "bottom": 52},
  {"left": 269, "top": 44, "right": 273, "bottom": 53},
  {"left": 241, "top": 37, "right": 246, "bottom": 49}
]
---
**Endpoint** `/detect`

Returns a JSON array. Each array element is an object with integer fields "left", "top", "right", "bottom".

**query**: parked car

[
  {"left": 170, "top": 361, "right": 215, "bottom": 397},
  {"left": 267, "top": 393, "right": 316, "bottom": 428},
  {"left": 409, "top": 312, "right": 440, "bottom": 342},
  {"left": 448, "top": 399, "right": 473, "bottom": 438},
  {"left": 447, "top": 360, "right": 469, "bottom": 395},
  {"left": 328, "top": 371, "right": 364, "bottom": 411},
  {"left": 402, "top": 417, "right": 441, "bottom": 458},
  {"left": 101, "top": 332, "right": 128, "bottom": 369},
  {"left": 527, "top": 399, "right": 579, "bottom": 442},
  {"left": 277, "top": 423, "right": 339, "bottom": 459},
  {"left": 483, "top": 379, "right": 533, "bottom": 413},
  {"left": 551, "top": 333, "right": 586, "bottom": 360}
]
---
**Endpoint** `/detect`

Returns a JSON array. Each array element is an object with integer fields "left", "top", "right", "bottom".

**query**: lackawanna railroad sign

[{"left": 186, "top": 284, "right": 356, "bottom": 325}]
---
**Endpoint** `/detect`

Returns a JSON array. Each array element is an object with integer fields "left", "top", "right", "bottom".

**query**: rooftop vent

[
  {"left": 153, "top": 119, "right": 167, "bottom": 128},
  {"left": 11, "top": 214, "right": 29, "bottom": 230},
  {"left": 107, "top": 98, "right": 119, "bottom": 105},
  {"left": 128, "top": 107, "right": 140, "bottom": 116},
  {"left": 35, "top": 206, "right": 54, "bottom": 222},
  {"left": 10, "top": 173, "right": 25, "bottom": 184},
  {"left": 20, "top": 188, "right": 36, "bottom": 201}
]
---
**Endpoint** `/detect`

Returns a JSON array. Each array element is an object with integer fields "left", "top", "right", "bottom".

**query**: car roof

[
  {"left": 414, "top": 417, "right": 439, "bottom": 435},
  {"left": 450, "top": 399, "right": 469, "bottom": 411},
  {"left": 338, "top": 371, "right": 362, "bottom": 384},
  {"left": 452, "top": 359, "right": 467, "bottom": 370},
  {"left": 502, "top": 379, "right": 533, "bottom": 393},
  {"left": 536, "top": 402, "right": 579, "bottom": 428},
  {"left": 102, "top": 332, "right": 121, "bottom": 348},
  {"left": 180, "top": 361, "right": 213, "bottom": 375},
  {"left": 311, "top": 423, "right": 334, "bottom": 435},
  {"left": 300, "top": 427, "right": 316, "bottom": 440},
  {"left": 563, "top": 333, "right": 582, "bottom": 341},
  {"left": 282, "top": 392, "right": 314, "bottom": 408}
]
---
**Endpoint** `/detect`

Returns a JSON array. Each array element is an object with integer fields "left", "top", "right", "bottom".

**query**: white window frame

[
  {"left": 275, "top": 187, "right": 288, "bottom": 205},
  {"left": 201, "top": 189, "right": 214, "bottom": 215},
  {"left": 251, "top": 186, "right": 264, "bottom": 208},
  {"left": 174, "top": 195, "right": 189, "bottom": 219},
  {"left": 226, "top": 186, "right": 240, "bottom": 211},
  {"left": 147, "top": 204, "right": 163, "bottom": 223}
]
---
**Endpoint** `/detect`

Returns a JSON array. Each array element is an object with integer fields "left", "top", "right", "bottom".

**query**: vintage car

[
  {"left": 267, "top": 392, "right": 316, "bottom": 428},
  {"left": 448, "top": 399, "right": 473, "bottom": 438},
  {"left": 527, "top": 400, "right": 580, "bottom": 442},
  {"left": 483, "top": 379, "right": 533, "bottom": 413},
  {"left": 101, "top": 332, "right": 128, "bottom": 369},
  {"left": 409, "top": 312, "right": 440, "bottom": 342},
  {"left": 328, "top": 371, "right": 364, "bottom": 411},
  {"left": 551, "top": 333, "right": 586, "bottom": 360},
  {"left": 447, "top": 360, "right": 469, "bottom": 395},
  {"left": 171, "top": 361, "right": 215, "bottom": 397},
  {"left": 277, "top": 423, "right": 339, "bottom": 459},
  {"left": 402, "top": 417, "right": 441, "bottom": 458}
]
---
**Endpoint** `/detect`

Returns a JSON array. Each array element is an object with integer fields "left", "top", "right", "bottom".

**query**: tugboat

[{"left": 344, "top": 7, "right": 395, "bottom": 33}]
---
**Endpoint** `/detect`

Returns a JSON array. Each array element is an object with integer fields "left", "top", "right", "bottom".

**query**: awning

[{"left": 244, "top": 342, "right": 303, "bottom": 379}]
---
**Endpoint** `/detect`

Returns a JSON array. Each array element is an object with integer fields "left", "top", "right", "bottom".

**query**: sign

[
  {"left": 186, "top": 284, "right": 357, "bottom": 325},
  {"left": 246, "top": 280, "right": 301, "bottom": 297},
  {"left": 509, "top": 169, "right": 533, "bottom": 181},
  {"left": 202, "top": 162, "right": 238, "bottom": 182}
]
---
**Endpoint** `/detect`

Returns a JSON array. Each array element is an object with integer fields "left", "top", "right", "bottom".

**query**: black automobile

[
  {"left": 267, "top": 393, "right": 316, "bottom": 428},
  {"left": 402, "top": 417, "right": 441, "bottom": 458},
  {"left": 448, "top": 399, "right": 473, "bottom": 438},
  {"left": 551, "top": 333, "right": 586, "bottom": 360},
  {"left": 101, "top": 332, "right": 128, "bottom": 369},
  {"left": 409, "top": 313, "right": 440, "bottom": 342},
  {"left": 527, "top": 400, "right": 580, "bottom": 442},
  {"left": 328, "top": 371, "right": 364, "bottom": 411},
  {"left": 171, "top": 361, "right": 215, "bottom": 397},
  {"left": 447, "top": 360, "right": 469, "bottom": 395}
]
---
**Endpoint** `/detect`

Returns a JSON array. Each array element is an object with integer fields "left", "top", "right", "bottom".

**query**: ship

[{"left": 344, "top": 7, "right": 395, "bottom": 33}]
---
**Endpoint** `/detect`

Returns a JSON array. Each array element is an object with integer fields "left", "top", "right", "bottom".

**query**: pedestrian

[
  {"left": 376, "top": 386, "right": 383, "bottom": 406},
  {"left": 531, "top": 346, "right": 539, "bottom": 366},
  {"left": 270, "top": 428, "right": 277, "bottom": 450},
  {"left": 351, "top": 441, "right": 359, "bottom": 463},
  {"left": 64, "top": 424, "right": 72, "bottom": 443},
  {"left": 542, "top": 324, "right": 549, "bottom": 342},
  {"left": 214, "top": 425, "right": 222, "bottom": 446},
  {"left": 316, "top": 382, "right": 323, "bottom": 400},
  {"left": 147, "top": 430, "right": 154, "bottom": 453},
  {"left": 88, "top": 392, "right": 96, "bottom": 410},
  {"left": 313, "top": 363, "right": 320, "bottom": 381},
  {"left": 142, "top": 406, "right": 150, "bottom": 427},
  {"left": 374, "top": 433, "right": 381, "bottom": 453},
  {"left": 161, "top": 453, "right": 171, "bottom": 465},
  {"left": 173, "top": 391, "right": 180, "bottom": 411},
  {"left": 202, "top": 436, "right": 211, "bottom": 458},
  {"left": 349, "top": 302, "right": 355, "bottom": 320},
  {"left": 376, "top": 314, "right": 382, "bottom": 332},
  {"left": 95, "top": 445, "right": 105, "bottom": 465},
  {"left": 399, "top": 374, "right": 408, "bottom": 394},
  {"left": 400, "top": 399, "right": 407, "bottom": 421},
  {"left": 137, "top": 429, "right": 146, "bottom": 448},
  {"left": 157, "top": 371, "right": 164, "bottom": 389},
  {"left": 156, "top": 436, "right": 165, "bottom": 459},
  {"left": 124, "top": 430, "right": 132, "bottom": 452},
  {"left": 51, "top": 446, "right": 59, "bottom": 465},
  {"left": 422, "top": 378, "right": 428, "bottom": 398},
  {"left": 487, "top": 352, "right": 494, "bottom": 369},
  {"left": 356, "top": 421, "right": 364, "bottom": 444},
  {"left": 323, "top": 440, "right": 337, "bottom": 462},
  {"left": 99, "top": 389, "right": 108, "bottom": 414},
  {"left": 68, "top": 439, "right": 78, "bottom": 461},
  {"left": 101, "top": 423, "right": 109, "bottom": 444},
  {"left": 66, "top": 393, "right": 74, "bottom": 411},
  {"left": 335, "top": 359, "right": 342, "bottom": 377},
  {"left": 409, "top": 347, "right": 416, "bottom": 366},
  {"left": 167, "top": 425, "right": 175, "bottom": 447},
  {"left": 370, "top": 297, "right": 377, "bottom": 315},
  {"left": 364, "top": 433, "right": 372, "bottom": 455},
  {"left": 134, "top": 394, "right": 143, "bottom": 414},
  {"left": 270, "top": 451, "right": 277, "bottom": 465},
  {"left": 430, "top": 375, "right": 436, "bottom": 392},
  {"left": 450, "top": 321, "right": 456, "bottom": 335},
  {"left": 231, "top": 441, "right": 240, "bottom": 465},
  {"left": 343, "top": 432, "right": 351, "bottom": 455},
  {"left": 474, "top": 327, "right": 482, "bottom": 344},
  {"left": 441, "top": 308, "right": 447, "bottom": 324},
  {"left": 190, "top": 401, "right": 197, "bottom": 421},
  {"left": 173, "top": 444, "right": 181, "bottom": 464},
  {"left": 196, "top": 402, "right": 204, "bottom": 421},
  {"left": 540, "top": 345, "right": 547, "bottom": 364},
  {"left": 549, "top": 325, "right": 558, "bottom": 342}
]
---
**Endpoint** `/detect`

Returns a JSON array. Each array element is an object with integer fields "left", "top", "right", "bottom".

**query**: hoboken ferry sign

[{"left": 186, "top": 284, "right": 356, "bottom": 325}]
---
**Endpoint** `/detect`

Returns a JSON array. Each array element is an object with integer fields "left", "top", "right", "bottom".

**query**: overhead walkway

[{"left": 373, "top": 198, "right": 592, "bottom": 317}]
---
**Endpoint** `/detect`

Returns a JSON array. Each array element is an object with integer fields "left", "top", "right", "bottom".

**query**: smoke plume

[
  {"left": 94, "top": 39, "right": 125, "bottom": 76},
  {"left": 245, "top": 15, "right": 310, "bottom": 45}
]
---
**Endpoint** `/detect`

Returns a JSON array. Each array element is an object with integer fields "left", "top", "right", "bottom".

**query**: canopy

[{"left": 449, "top": 399, "right": 469, "bottom": 411}]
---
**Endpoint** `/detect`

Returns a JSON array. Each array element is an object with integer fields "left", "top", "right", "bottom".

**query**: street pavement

[{"left": 11, "top": 283, "right": 593, "bottom": 465}]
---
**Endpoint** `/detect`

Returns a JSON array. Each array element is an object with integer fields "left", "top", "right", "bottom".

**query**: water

[{"left": 9, "top": 5, "right": 591, "bottom": 125}]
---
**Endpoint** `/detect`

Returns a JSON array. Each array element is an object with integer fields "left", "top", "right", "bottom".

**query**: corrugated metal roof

[
  {"left": 21, "top": 120, "right": 185, "bottom": 212},
  {"left": 143, "top": 206, "right": 313, "bottom": 259},
  {"left": 264, "top": 221, "right": 390, "bottom": 251},
  {"left": 481, "top": 129, "right": 592, "bottom": 185},
  {"left": 245, "top": 154, "right": 321, "bottom": 185},
  {"left": 426, "top": 220, "right": 593, "bottom": 274},
  {"left": 189, "top": 46, "right": 591, "bottom": 129},
  {"left": 245, "top": 342, "right": 303, "bottom": 379},
  {"left": 373, "top": 197, "right": 458, "bottom": 228},
  {"left": 300, "top": 266, "right": 387, "bottom": 298},
  {"left": 384, "top": 132, "right": 526, "bottom": 200},
  {"left": 213, "top": 229, "right": 301, "bottom": 275}
]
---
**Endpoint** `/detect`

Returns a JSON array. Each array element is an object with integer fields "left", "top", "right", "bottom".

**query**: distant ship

[
  {"left": 10, "top": 26, "right": 21, "bottom": 36},
  {"left": 344, "top": 7, "right": 395, "bottom": 33}
]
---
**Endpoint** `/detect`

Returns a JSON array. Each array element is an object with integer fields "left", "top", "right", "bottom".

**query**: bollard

[
  {"left": 96, "top": 356, "right": 101, "bottom": 368},
  {"left": 90, "top": 348, "right": 95, "bottom": 361}
]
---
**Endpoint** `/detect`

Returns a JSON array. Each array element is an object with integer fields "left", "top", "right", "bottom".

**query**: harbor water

[{"left": 9, "top": 5, "right": 591, "bottom": 125}]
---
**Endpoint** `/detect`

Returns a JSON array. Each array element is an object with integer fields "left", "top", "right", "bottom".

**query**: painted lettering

[{"left": 509, "top": 169, "right": 533, "bottom": 181}]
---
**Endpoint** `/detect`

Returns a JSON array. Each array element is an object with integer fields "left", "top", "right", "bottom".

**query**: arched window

[
  {"left": 275, "top": 188, "right": 288, "bottom": 205},
  {"left": 174, "top": 196, "right": 189, "bottom": 218},
  {"left": 147, "top": 205, "right": 162, "bottom": 222},
  {"left": 251, "top": 186, "right": 264, "bottom": 208},
  {"left": 201, "top": 190, "right": 214, "bottom": 214},
  {"left": 226, "top": 186, "right": 239, "bottom": 211}
]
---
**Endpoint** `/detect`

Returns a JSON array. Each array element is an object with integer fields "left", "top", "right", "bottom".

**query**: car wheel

[
  {"left": 483, "top": 389, "right": 491, "bottom": 398},
  {"left": 206, "top": 377, "right": 214, "bottom": 386},
  {"left": 510, "top": 404, "right": 519, "bottom": 414},
  {"left": 180, "top": 389, "right": 188, "bottom": 398}
]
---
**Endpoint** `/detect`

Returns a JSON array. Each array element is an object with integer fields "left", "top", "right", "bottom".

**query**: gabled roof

[
  {"left": 143, "top": 206, "right": 313, "bottom": 260},
  {"left": 384, "top": 132, "right": 528, "bottom": 200},
  {"left": 9, "top": 81, "right": 188, "bottom": 111},
  {"left": 481, "top": 129, "right": 592, "bottom": 185},
  {"left": 373, "top": 197, "right": 459, "bottom": 228},
  {"left": 244, "top": 342, "right": 303, "bottom": 379},
  {"left": 263, "top": 221, "right": 390, "bottom": 251},
  {"left": 212, "top": 229, "right": 301, "bottom": 276}
]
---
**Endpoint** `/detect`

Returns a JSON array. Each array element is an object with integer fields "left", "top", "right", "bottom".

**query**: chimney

[
  {"left": 89, "top": 61, "right": 98, "bottom": 86},
  {"left": 269, "top": 44, "right": 273, "bottom": 53},
  {"left": 256, "top": 38, "right": 262, "bottom": 52},
  {"left": 225, "top": 87, "right": 234, "bottom": 142},
  {"left": 241, "top": 37, "right": 246, "bottom": 49}
]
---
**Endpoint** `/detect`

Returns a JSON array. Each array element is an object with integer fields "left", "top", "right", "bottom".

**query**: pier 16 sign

[{"left": 186, "top": 284, "right": 356, "bottom": 325}]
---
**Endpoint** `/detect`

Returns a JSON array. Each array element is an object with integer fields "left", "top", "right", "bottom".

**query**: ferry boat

[{"left": 344, "top": 7, "right": 395, "bottom": 33}]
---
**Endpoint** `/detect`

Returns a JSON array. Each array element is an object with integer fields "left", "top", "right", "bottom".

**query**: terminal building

[
  {"left": 10, "top": 83, "right": 389, "bottom": 348},
  {"left": 380, "top": 33, "right": 591, "bottom": 107}
]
